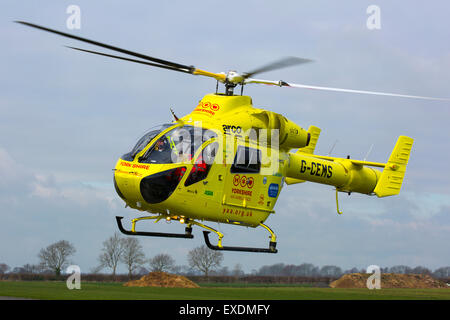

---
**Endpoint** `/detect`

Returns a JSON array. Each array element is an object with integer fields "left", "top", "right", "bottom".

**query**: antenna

[
  {"left": 170, "top": 108, "right": 179, "bottom": 121},
  {"left": 363, "top": 144, "right": 374, "bottom": 161},
  {"left": 327, "top": 140, "right": 338, "bottom": 156}
]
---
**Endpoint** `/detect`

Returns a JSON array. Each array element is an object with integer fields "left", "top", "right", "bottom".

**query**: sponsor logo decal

[{"left": 268, "top": 183, "right": 279, "bottom": 198}]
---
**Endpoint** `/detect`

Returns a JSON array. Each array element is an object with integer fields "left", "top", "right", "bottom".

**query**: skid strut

[
  {"left": 116, "top": 216, "right": 194, "bottom": 238},
  {"left": 199, "top": 221, "right": 278, "bottom": 253},
  {"left": 116, "top": 216, "right": 278, "bottom": 253}
]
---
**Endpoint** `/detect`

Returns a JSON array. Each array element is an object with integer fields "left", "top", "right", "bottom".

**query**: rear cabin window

[{"left": 230, "top": 146, "right": 261, "bottom": 173}]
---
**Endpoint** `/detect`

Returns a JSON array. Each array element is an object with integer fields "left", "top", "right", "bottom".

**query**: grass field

[{"left": 0, "top": 281, "right": 449, "bottom": 300}]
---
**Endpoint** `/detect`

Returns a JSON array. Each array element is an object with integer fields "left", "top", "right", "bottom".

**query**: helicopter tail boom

[{"left": 286, "top": 136, "right": 414, "bottom": 197}]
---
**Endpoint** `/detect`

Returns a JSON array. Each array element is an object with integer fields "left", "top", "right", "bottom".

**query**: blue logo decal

[{"left": 268, "top": 183, "right": 279, "bottom": 198}]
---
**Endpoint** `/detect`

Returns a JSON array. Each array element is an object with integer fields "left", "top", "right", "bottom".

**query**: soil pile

[
  {"left": 330, "top": 273, "right": 448, "bottom": 289},
  {"left": 123, "top": 271, "right": 199, "bottom": 288}
]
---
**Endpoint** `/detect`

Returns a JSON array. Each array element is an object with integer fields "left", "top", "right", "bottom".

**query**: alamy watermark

[
  {"left": 66, "top": 265, "right": 81, "bottom": 290},
  {"left": 66, "top": 5, "right": 81, "bottom": 30},
  {"left": 366, "top": 265, "right": 381, "bottom": 289},
  {"left": 366, "top": 5, "right": 381, "bottom": 30}
]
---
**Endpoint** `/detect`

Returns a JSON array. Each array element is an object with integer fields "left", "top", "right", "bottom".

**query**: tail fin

[
  {"left": 373, "top": 136, "right": 414, "bottom": 197},
  {"left": 285, "top": 125, "right": 321, "bottom": 185}
]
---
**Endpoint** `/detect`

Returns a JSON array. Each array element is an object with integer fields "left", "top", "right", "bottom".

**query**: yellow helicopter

[{"left": 16, "top": 21, "right": 449, "bottom": 253}]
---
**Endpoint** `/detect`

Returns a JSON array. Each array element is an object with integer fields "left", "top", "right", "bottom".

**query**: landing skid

[
  {"left": 116, "top": 216, "right": 194, "bottom": 238},
  {"left": 115, "top": 215, "right": 278, "bottom": 253},
  {"left": 203, "top": 231, "right": 277, "bottom": 253}
]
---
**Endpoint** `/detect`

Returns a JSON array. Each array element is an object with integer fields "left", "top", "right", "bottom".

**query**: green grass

[
  {"left": 197, "top": 282, "right": 316, "bottom": 288},
  {"left": 0, "top": 281, "right": 449, "bottom": 300}
]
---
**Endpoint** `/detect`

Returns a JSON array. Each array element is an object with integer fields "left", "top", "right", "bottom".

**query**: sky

[{"left": 1, "top": 1, "right": 449, "bottom": 274}]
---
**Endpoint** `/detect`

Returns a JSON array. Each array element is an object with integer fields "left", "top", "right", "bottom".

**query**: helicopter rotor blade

[
  {"left": 243, "top": 57, "right": 313, "bottom": 79},
  {"left": 15, "top": 20, "right": 194, "bottom": 72},
  {"left": 16, "top": 21, "right": 229, "bottom": 82},
  {"left": 65, "top": 46, "right": 192, "bottom": 74},
  {"left": 244, "top": 78, "right": 450, "bottom": 101}
]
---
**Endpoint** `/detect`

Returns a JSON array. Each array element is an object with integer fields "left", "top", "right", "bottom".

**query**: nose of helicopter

[
  {"left": 113, "top": 159, "right": 188, "bottom": 206},
  {"left": 113, "top": 166, "right": 147, "bottom": 209},
  {"left": 113, "top": 174, "right": 126, "bottom": 201},
  {"left": 113, "top": 160, "right": 142, "bottom": 205}
]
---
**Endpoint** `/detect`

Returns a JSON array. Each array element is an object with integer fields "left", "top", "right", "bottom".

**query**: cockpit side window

[
  {"left": 139, "top": 126, "right": 217, "bottom": 164},
  {"left": 142, "top": 135, "right": 173, "bottom": 164},
  {"left": 121, "top": 124, "right": 172, "bottom": 161}
]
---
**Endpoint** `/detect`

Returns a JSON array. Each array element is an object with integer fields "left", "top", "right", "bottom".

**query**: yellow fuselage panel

[
  {"left": 114, "top": 160, "right": 282, "bottom": 227},
  {"left": 181, "top": 94, "right": 309, "bottom": 150},
  {"left": 114, "top": 130, "right": 285, "bottom": 227},
  {"left": 286, "top": 153, "right": 381, "bottom": 194}
]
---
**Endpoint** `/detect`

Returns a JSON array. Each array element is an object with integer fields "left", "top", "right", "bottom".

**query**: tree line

[
  {"left": 1, "top": 235, "right": 449, "bottom": 280},
  {"left": 251, "top": 263, "right": 450, "bottom": 279},
  {"left": 0, "top": 233, "right": 224, "bottom": 278}
]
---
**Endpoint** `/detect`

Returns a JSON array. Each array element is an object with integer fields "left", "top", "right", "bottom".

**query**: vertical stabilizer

[{"left": 373, "top": 136, "right": 414, "bottom": 197}]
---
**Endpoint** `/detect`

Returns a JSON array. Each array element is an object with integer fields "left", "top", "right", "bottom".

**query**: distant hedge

[
  {"left": 0, "top": 273, "right": 140, "bottom": 282},
  {"left": 0, "top": 273, "right": 336, "bottom": 286},
  {"left": 1, "top": 273, "right": 448, "bottom": 287}
]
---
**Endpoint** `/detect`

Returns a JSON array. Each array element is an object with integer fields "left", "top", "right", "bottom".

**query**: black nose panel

[{"left": 140, "top": 167, "right": 186, "bottom": 204}]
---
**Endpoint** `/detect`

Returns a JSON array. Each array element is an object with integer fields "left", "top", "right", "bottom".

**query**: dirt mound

[
  {"left": 123, "top": 271, "right": 199, "bottom": 288},
  {"left": 330, "top": 273, "right": 448, "bottom": 289}
]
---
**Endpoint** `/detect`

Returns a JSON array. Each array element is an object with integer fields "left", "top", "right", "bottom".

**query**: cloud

[
  {"left": 271, "top": 184, "right": 450, "bottom": 270},
  {"left": 0, "top": 146, "right": 127, "bottom": 270},
  {"left": 0, "top": 147, "right": 119, "bottom": 210}
]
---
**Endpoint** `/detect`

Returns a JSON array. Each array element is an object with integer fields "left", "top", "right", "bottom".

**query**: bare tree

[
  {"left": 232, "top": 263, "right": 244, "bottom": 277},
  {"left": 22, "top": 264, "right": 43, "bottom": 274},
  {"left": 149, "top": 253, "right": 175, "bottom": 273},
  {"left": 38, "top": 240, "right": 76, "bottom": 276},
  {"left": 282, "top": 264, "right": 298, "bottom": 276},
  {"left": 98, "top": 232, "right": 124, "bottom": 276},
  {"left": 433, "top": 266, "right": 450, "bottom": 278},
  {"left": 319, "top": 265, "right": 342, "bottom": 277},
  {"left": 187, "top": 245, "right": 223, "bottom": 277},
  {"left": 0, "top": 263, "right": 10, "bottom": 274},
  {"left": 411, "top": 266, "right": 431, "bottom": 275},
  {"left": 344, "top": 267, "right": 360, "bottom": 274},
  {"left": 297, "top": 263, "right": 319, "bottom": 277},
  {"left": 257, "top": 263, "right": 285, "bottom": 276},
  {"left": 121, "top": 237, "right": 146, "bottom": 279},
  {"left": 136, "top": 266, "right": 150, "bottom": 276},
  {"left": 389, "top": 265, "right": 413, "bottom": 274},
  {"left": 218, "top": 266, "right": 230, "bottom": 276}
]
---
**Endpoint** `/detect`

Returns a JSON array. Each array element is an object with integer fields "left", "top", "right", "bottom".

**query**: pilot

[{"left": 155, "top": 138, "right": 168, "bottom": 152}]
